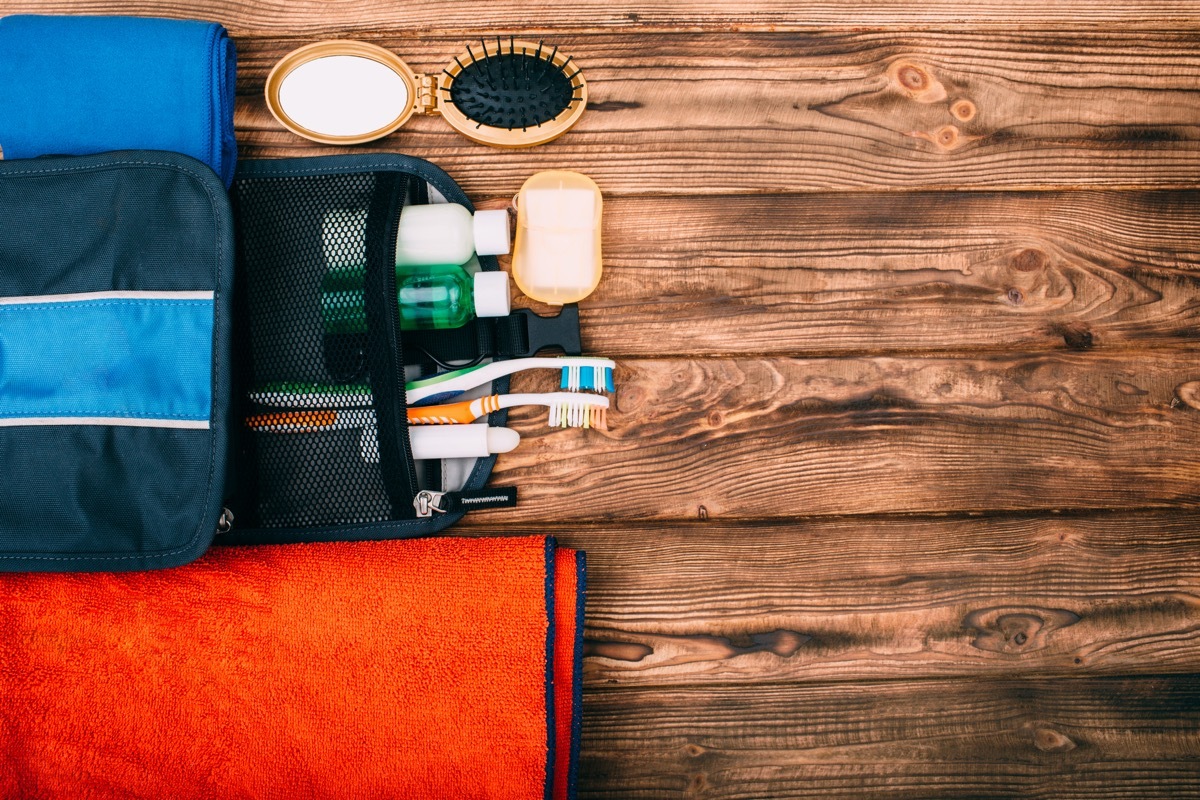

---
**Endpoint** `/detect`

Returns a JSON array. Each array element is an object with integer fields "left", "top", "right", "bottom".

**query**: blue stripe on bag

[{"left": 0, "top": 292, "right": 214, "bottom": 428}]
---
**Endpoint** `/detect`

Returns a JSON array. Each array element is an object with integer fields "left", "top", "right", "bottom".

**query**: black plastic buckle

[{"left": 511, "top": 304, "right": 582, "bottom": 358}]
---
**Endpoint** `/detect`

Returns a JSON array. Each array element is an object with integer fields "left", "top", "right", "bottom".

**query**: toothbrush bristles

[
  {"left": 558, "top": 362, "right": 616, "bottom": 394},
  {"left": 544, "top": 399, "right": 609, "bottom": 431}
]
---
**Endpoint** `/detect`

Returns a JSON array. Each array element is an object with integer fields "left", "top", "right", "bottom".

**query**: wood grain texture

[
  {"left": 4, "top": 1, "right": 1198, "bottom": 794},
  {"left": 227, "top": 32, "right": 1200, "bottom": 195},
  {"left": 485, "top": 352, "right": 1200, "bottom": 521},
  {"left": 6, "top": 1, "right": 1200, "bottom": 35},
  {"left": 579, "top": 677, "right": 1200, "bottom": 798},
  {"left": 521, "top": 191, "right": 1200, "bottom": 357},
  {"left": 458, "top": 514, "right": 1200, "bottom": 685}
]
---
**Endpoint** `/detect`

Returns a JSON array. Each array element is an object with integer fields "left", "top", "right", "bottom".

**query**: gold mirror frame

[{"left": 264, "top": 41, "right": 419, "bottom": 146}]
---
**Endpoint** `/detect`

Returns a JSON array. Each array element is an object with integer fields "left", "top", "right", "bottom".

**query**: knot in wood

[
  {"left": 1011, "top": 248, "right": 1049, "bottom": 273},
  {"left": 1175, "top": 381, "right": 1200, "bottom": 410},
  {"left": 898, "top": 65, "right": 928, "bottom": 90},
  {"left": 964, "top": 606, "right": 1081, "bottom": 654},
  {"left": 935, "top": 125, "right": 960, "bottom": 148},
  {"left": 1033, "top": 727, "right": 1077, "bottom": 753},
  {"left": 889, "top": 60, "right": 947, "bottom": 102},
  {"left": 951, "top": 99, "right": 977, "bottom": 121},
  {"left": 1051, "top": 321, "right": 1095, "bottom": 351}
]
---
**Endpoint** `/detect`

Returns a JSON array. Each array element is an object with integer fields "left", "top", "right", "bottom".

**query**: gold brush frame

[
  {"left": 437, "top": 39, "right": 588, "bottom": 148},
  {"left": 265, "top": 39, "right": 587, "bottom": 148}
]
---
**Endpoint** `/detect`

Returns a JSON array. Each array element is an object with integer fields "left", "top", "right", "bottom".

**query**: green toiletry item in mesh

[{"left": 321, "top": 263, "right": 511, "bottom": 332}]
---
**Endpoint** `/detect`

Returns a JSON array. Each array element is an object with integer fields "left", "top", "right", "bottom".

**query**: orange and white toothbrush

[{"left": 407, "top": 392, "right": 609, "bottom": 430}]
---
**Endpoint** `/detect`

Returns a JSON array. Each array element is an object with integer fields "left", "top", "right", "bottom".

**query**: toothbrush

[
  {"left": 248, "top": 356, "right": 616, "bottom": 410},
  {"left": 245, "top": 409, "right": 373, "bottom": 433},
  {"left": 245, "top": 408, "right": 379, "bottom": 461},
  {"left": 407, "top": 392, "right": 609, "bottom": 430},
  {"left": 406, "top": 356, "right": 615, "bottom": 405}
]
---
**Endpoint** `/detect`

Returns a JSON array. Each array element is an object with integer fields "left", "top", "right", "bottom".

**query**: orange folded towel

[{"left": 0, "top": 535, "right": 584, "bottom": 799}]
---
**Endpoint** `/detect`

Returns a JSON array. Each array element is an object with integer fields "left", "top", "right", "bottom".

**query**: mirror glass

[{"left": 277, "top": 55, "right": 410, "bottom": 137}]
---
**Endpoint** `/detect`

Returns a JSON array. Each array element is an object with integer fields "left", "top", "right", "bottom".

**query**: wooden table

[{"left": 16, "top": 1, "right": 1200, "bottom": 795}]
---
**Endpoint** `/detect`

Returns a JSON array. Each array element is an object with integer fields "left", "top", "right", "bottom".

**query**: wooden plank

[
  {"left": 459, "top": 514, "right": 1200, "bottom": 685},
  {"left": 481, "top": 352, "right": 1200, "bottom": 521},
  {"left": 5, "top": 1, "right": 1198, "bottom": 36},
  {"left": 228, "top": 32, "right": 1200, "bottom": 195},
  {"left": 503, "top": 191, "right": 1200, "bottom": 357},
  {"left": 579, "top": 677, "right": 1200, "bottom": 798}
]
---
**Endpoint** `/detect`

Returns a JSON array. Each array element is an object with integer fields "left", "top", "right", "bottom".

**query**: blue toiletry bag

[
  {"left": 0, "top": 151, "right": 235, "bottom": 571},
  {"left": 0, "top": 150, "right": 523, "bottom": 571}
]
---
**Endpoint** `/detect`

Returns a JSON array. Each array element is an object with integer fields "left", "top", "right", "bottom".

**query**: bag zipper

[{"left": 414, "top": 487, "right": 517, "bottom": 518}]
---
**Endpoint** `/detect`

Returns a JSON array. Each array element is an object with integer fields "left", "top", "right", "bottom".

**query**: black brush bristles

[{"left": 446, "top": 38, "right": 580, "bottom": 131}]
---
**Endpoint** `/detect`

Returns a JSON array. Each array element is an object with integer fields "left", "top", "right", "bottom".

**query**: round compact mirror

[
  {"left": 266, "top": 38, "right": 587, "bottom": 148},
  {"left": 266, "top": 41, "right": 419, "bottom": 145}
]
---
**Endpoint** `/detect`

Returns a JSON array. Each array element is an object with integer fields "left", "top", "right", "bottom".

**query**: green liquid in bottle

[{"left": 321, "top": 263, "right": 476, "bottom": 333}]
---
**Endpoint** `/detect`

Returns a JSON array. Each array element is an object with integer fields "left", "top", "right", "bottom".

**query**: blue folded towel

[{"left": 0, "top": 15, "right": 236, "bottom": 186}]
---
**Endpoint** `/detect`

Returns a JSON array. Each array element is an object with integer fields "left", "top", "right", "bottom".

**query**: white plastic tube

[{"left": 408, "top": 424, "right": 520, "bottom": 460}]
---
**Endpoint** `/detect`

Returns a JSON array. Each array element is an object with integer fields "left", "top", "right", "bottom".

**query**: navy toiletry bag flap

[{"left": 0, "top": 152, "right": 234, "bottom": 571}]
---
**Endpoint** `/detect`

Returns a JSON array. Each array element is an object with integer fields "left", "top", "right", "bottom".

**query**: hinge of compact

[{"left": 413, "top": 74, "right": 441, "bottom": 115}]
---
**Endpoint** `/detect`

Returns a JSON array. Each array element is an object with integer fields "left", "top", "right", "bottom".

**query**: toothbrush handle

[{"left": 407, "top": 395, "right": 499, "bottom": 425}]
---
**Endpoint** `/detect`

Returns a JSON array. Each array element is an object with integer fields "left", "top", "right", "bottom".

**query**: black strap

[
  {"left": 405, "top": 304, "right": 582, "bottom": 364},
  {"left": 363, "top": 172, "right": 419, "bottom": 518}
]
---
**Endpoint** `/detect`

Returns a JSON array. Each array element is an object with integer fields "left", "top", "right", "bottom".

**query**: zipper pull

[
  {"left": 216, "top": 507, "right": 235, "bottom": 534},
  {"left": 414, "top": 490, "right": 447, "bottom": 518},
  {"left": 413, "top": 487, "right": 518, "bottom": 518}
]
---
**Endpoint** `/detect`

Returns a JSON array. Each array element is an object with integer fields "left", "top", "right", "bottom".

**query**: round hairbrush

[
  {"left": 265, "top": 38, "right": 587, "bottom": 148},
  {"left": 438, "top": 38, "right": 587, "bottom": 147}
]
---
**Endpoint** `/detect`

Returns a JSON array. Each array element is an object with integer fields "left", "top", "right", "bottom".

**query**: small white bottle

[
  {"left": 394, "top": 205, "right": 511, "bottom": 266},
  {"left": 323, "top": 205, "right": 511, "bottom": 270}
]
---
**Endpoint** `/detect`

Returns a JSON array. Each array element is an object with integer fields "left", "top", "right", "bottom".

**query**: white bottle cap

[
  {"left": 472, "top": 209, "right": 512, "bottom": 256},
  {"left": 472, "top": 271, "right": 512, "bottom": 318}
]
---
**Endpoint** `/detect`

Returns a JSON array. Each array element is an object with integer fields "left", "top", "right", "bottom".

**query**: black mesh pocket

[{"left": 229, "top": 170, "right": 418, "bottom": 528}]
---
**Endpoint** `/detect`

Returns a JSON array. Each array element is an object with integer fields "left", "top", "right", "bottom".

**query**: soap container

[{"left": 511, "top": 171, "right": 603, "bottom": 305}]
